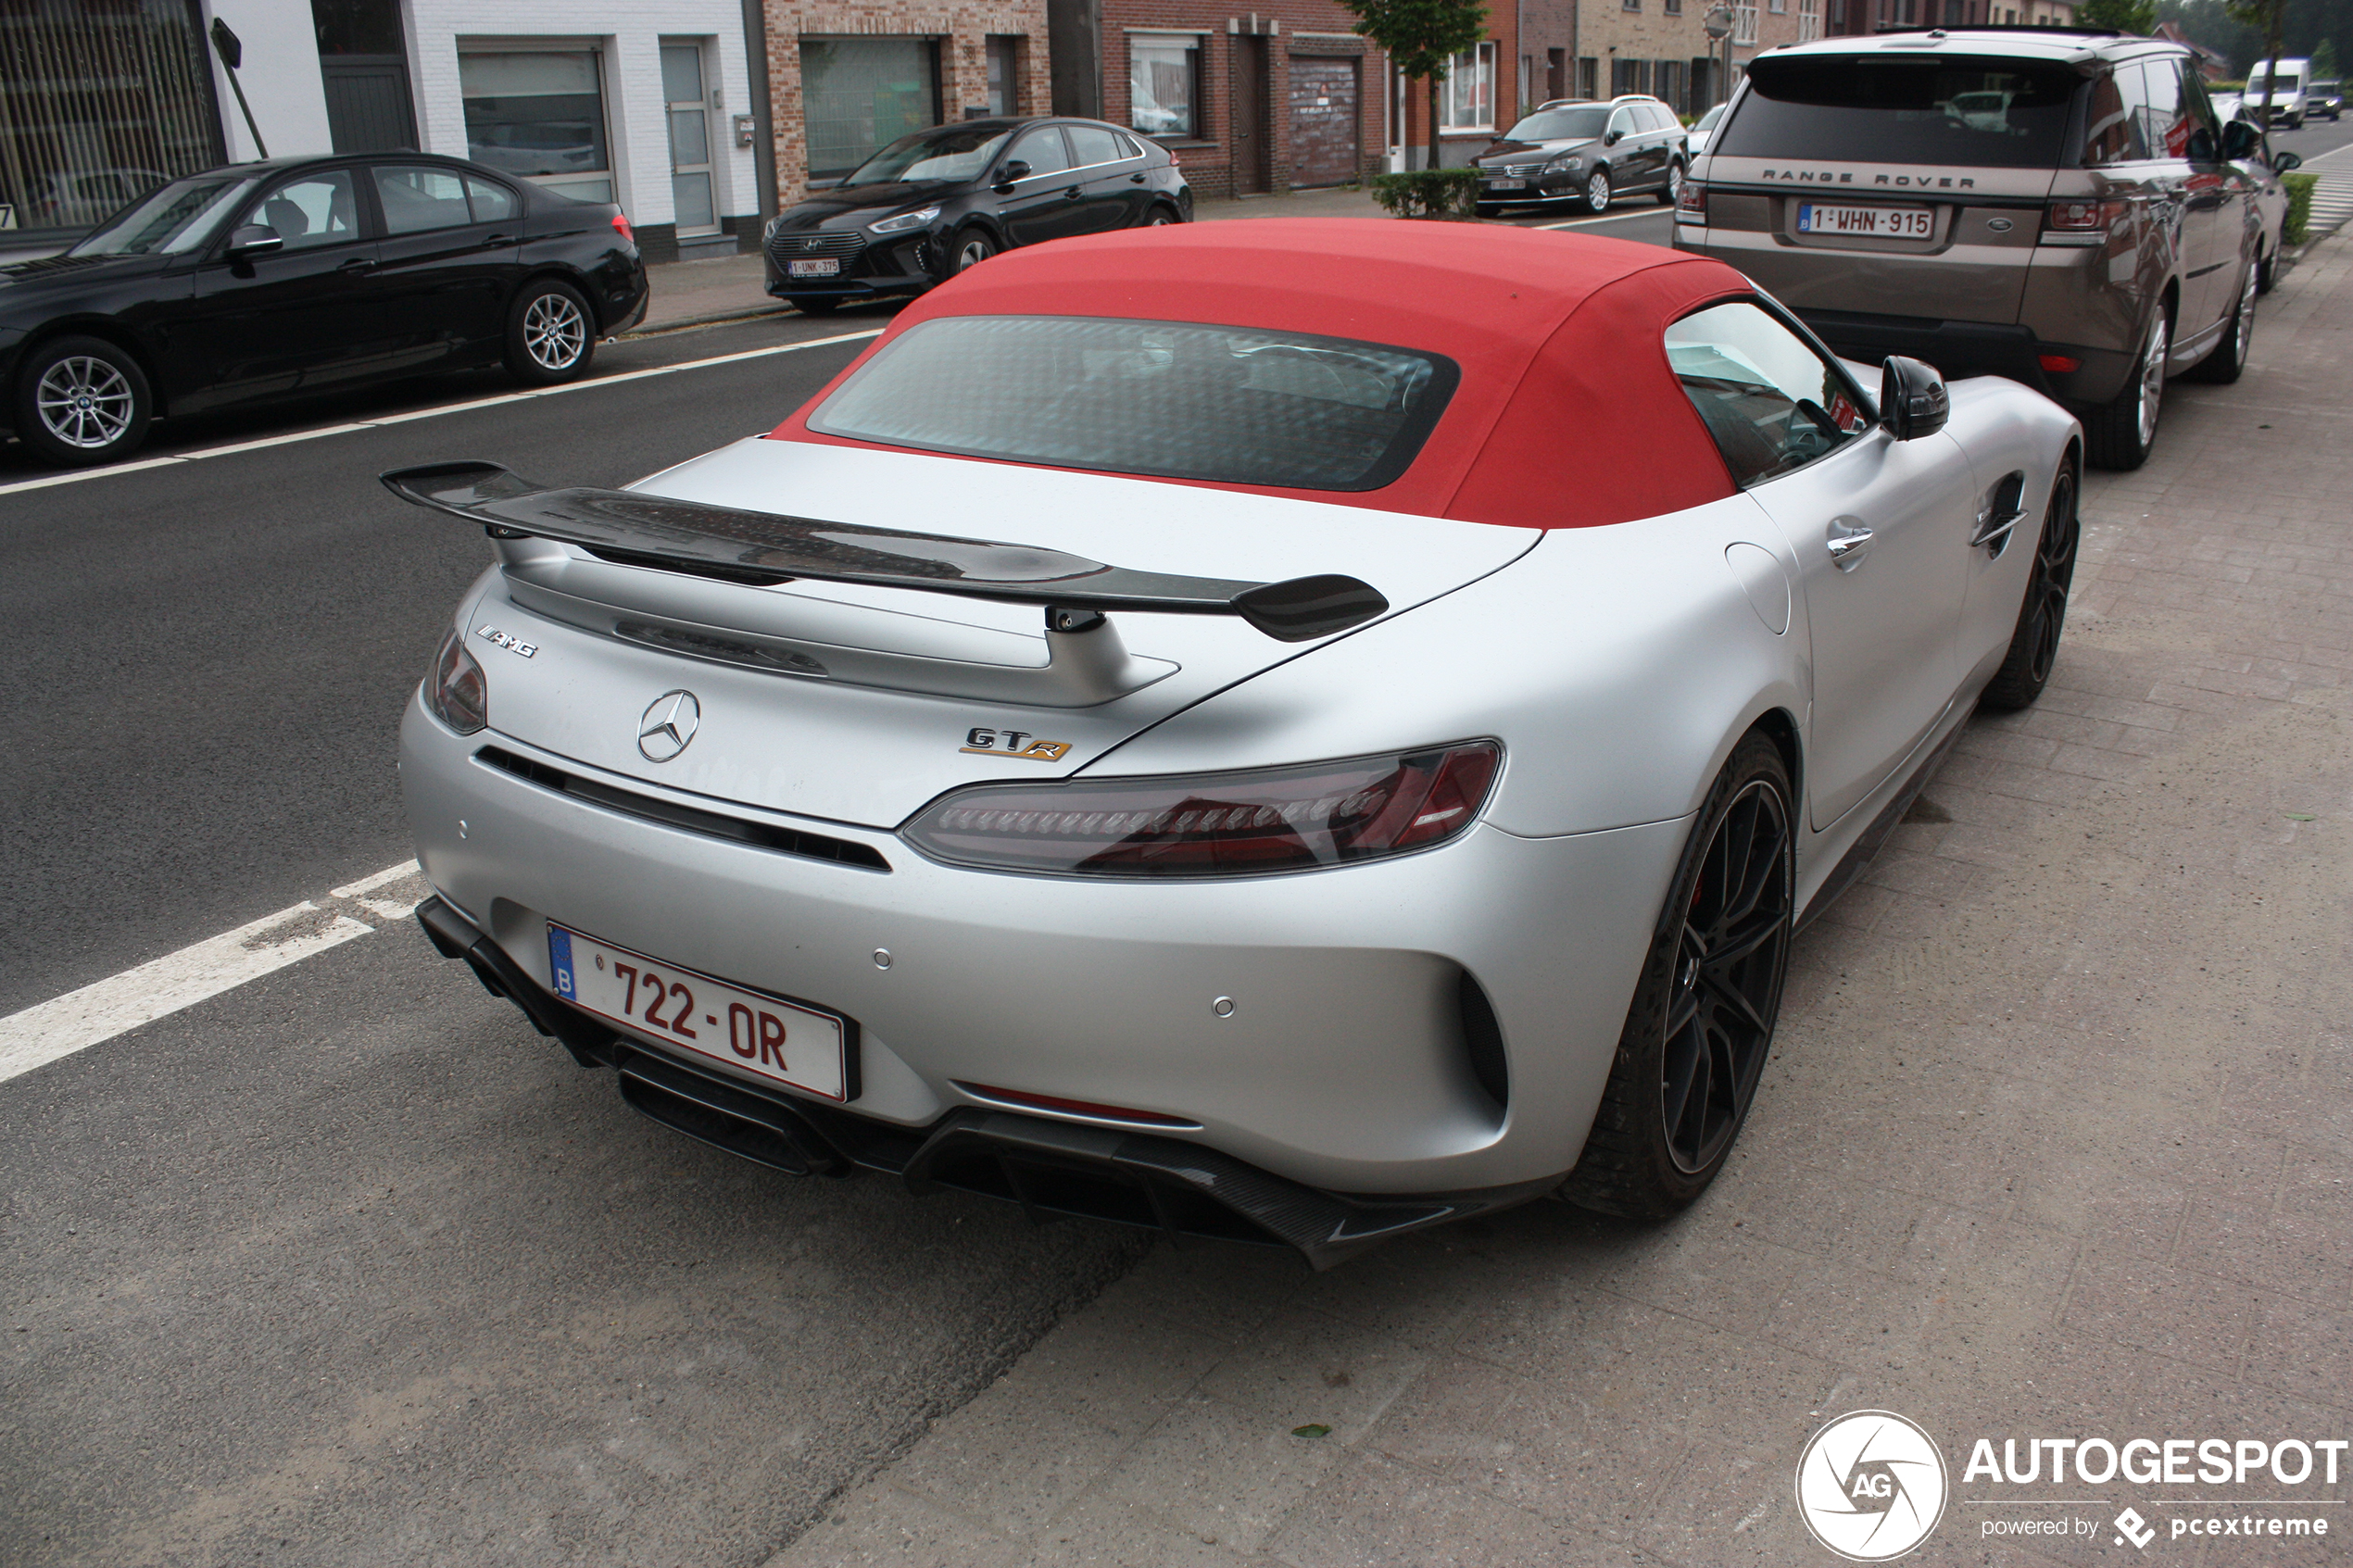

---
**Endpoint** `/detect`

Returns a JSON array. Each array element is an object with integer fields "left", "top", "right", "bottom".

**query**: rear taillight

[
  {"left": 901, "top": 741, "right": 1502, "bottom": 878},
  {"left": 2042, "top": 199, "right": 2125, "bottom": 243},
  {"left": 1676, "top": 179, "right": 1707, "bottom": 224},
  {"left": 612, "top": 211, "right": 635, "bottom": 245},
  {"left": 424, "top": 628, "right": 488, "bottom": 734}
]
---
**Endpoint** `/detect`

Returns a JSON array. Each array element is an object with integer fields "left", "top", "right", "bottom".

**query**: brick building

[
  {"left": 761, "top": 0, "right": 1052, "bottom": 208},
  {"left": 1567, "top": 0, "right": 1714, "bottom": 114},
  {"left": 1821, "top": 0, "right": 2074, "bottom": 36},
  {"left": 1386, "top": 8, "right": 1522, "bottom": 169},
  {"left": 1048, "top": 0, "right": 1395, "bottom": 194}
]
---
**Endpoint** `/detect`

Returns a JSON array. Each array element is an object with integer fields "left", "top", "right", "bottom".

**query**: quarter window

[
  {"left": 1667, "top": 301, "right": 1871, "bottom": 487},
  {"left": 2082, "top": 64, "right": 2153, "bottom": 163},
  {"left": 254, "top": 170, "right": 362, "bottom": 250}
]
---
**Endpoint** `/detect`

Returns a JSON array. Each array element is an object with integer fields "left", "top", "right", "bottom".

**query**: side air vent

[
  {"left": 475, "top": 747, "right": 890, "bottom": 871},
  {"left": 1457, "top": 968, "right": 1509, "bottom": 1114}
]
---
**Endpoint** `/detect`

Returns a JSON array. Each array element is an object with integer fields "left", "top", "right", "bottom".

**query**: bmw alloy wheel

[
  {"left": 35, "top": 356, "right": 135, "bottom": 450},
  {"left": 523, "top": 293, "right": 588, "bottom": 371},
  {"left": 1661, "top": 776, "right": 1793, "bottom": 1173}
]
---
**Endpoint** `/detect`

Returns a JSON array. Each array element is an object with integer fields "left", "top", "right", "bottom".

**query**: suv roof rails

[{"left": 1870, "top": 21, "right": 2120, "bottom": 34}]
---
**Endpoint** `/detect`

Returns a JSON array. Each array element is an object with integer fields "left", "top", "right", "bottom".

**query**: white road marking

[
  {"left": 0, "top": 858, "right": 433, "bottom": 1085},
  {"left": 1531, "top": 207, "right": 1672, "bottom": 231},
  {"left": 0, "top": 329, "right": 885, "bottom": 498}
]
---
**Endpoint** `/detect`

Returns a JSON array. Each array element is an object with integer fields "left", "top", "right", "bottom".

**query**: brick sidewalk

[{"left": 761, "top": 235, "right": 2353, "bottom": 1568}]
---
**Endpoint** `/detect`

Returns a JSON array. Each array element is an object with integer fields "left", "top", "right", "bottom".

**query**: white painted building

[{"left": 1, "top": 0, "right": 763, "bottom": 262}]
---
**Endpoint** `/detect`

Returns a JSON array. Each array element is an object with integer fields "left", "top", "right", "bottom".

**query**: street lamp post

[{"left": 1704, "top": 5, "right": 1734, "bottom": 107}]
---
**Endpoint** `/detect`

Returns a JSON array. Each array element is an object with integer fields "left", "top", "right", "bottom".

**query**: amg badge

[{"left": 961, "top": 727, "right": 1071, "bottom": 762}]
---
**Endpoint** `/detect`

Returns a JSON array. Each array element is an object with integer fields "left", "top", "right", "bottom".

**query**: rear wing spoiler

[{"left": 379, "top": 461, "right": 1388, "bottom": 644}]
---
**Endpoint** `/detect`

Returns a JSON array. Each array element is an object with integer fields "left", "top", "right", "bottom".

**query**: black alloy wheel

[
  {"left": 1980, "top": 458, "right": 2081, "bottom": 710},
  {"left": 1560, "top": 731, "right": 1795, "bottom": 1219}
]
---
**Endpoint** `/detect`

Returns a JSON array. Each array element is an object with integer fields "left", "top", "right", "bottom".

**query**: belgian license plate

[
  {"left": 547, "top": 923, "right": 849, "bottom": 1101},
  {"left": 1798, "top": 203, "right": 1933, "bottom": 239},
  {"left": 787, "top": 257, "right": 840, "bottom": 277},
  {"left": 1485, "top": 177, "right": 1527, "bottom": 190}
]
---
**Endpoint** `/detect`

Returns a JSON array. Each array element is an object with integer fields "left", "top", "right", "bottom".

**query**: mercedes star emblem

[{"left": 637, "top": 690, "right": 701, "bottom": 762}]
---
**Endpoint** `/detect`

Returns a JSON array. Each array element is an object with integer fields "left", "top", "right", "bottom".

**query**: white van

[{"left": 2246, "top": 57, "right": 2310, "bottom": 128}]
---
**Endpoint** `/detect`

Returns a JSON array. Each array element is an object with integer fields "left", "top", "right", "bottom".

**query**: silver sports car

[{"left": 396, "top": 220, "right": 2079, "bottom": 1266}]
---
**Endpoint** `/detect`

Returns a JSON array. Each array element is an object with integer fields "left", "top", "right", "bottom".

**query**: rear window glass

[
  {"left": 1718, "top": 56, "right": 2082, "bottom": 168},
  {"left": 808, "top": 316, "right": 1459, "bottom": 492}
]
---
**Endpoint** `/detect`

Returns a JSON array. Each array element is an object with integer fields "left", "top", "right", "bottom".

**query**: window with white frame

[
  {"left": 1441, "top": 42, "right": 1495, "bottom": 132},
  {"left": 1799, "top": 0, "right": 1821, "bottom": 38},
  {"left": 459, "top": 46, "right": 615, "bottom": 204},
  {"left": 1770, "top": 0, "right": 1786, "bottom": 13},
  {"left": 1130, "top": 35, "right": 1202, "bottom": 137},
  {"left": 1734, "top": 0, "right": 1759, "bottom": 43}
]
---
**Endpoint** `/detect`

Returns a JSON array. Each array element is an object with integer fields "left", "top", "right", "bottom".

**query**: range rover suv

[{"left": 1676, "top": 28, "right": 2285, "bottom": 469}]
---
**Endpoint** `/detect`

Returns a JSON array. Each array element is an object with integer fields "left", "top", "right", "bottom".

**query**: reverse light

[
  {"left": 1676, "top": 178, "right": 1708, "bottom": 224},
  {"left": 901, "top": 741, "right": 1502, "bottom": 878},
  {"left": 869, "top": 205, "right": 942, "bottom": 235},
  {"left": 424, "top": 627, "right": 488, "bottom": 734},
  {"left": 611, "top": 211, "right": 635, "bottom": 245},
  {"left": 2042, "top": 199, "right": 2124, "bottom": 245}
]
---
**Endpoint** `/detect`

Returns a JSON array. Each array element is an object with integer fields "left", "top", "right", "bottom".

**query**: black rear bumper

[
  {"left": 415, "top": 896, "right": 1550, "bottom": 1268},
  {"left": 1793, "top": 307, "right": 2133, "bottom": 408}
]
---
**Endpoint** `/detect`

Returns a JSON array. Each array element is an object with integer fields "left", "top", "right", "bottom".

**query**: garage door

[{"left": 1289, "top": 57, "right": 1359, "bottom": 188}]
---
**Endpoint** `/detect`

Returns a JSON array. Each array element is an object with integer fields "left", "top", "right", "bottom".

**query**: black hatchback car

[
  {"left": 1474, "top": 95, "right": 1690, "bottom": 215},
  {"left": 765, "top": 118, "right": 1191, "bottom": 313},
  {"left": 0, "top": 153, "right": 647, "bottom": 466}
]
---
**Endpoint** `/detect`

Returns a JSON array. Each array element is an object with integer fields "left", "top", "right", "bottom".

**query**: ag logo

[
  {"left": 961, "top": 727, "right": 1071, "bottom": 762},
  {"left": 1795, "top": 1411, "right": 1949, "bottom": 1562}
]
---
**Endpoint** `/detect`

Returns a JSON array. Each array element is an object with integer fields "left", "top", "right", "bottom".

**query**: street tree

[
  {"left": 1341, "top": 0, "right": 1491, "bottom": 170},
  {"left": 2078, "top": 0, "right": 2158, "bottom": 32}
]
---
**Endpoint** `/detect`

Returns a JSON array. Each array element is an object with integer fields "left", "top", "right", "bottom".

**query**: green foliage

[
  {"left": 1369, "top": 169, "right": 1484, "bottom": 217},
  {"left": 1340, "top": 0, "right": 1490, "bottom": 82},
  {"left": 2311, "top": 35, "right": 2339, "bottom": 73},
  {"left": 2079, "top": 0, "right": 2158, "bottom": 31},
  {"left": 2284, "top": 169, "right": 2317, "bottom": 243}
]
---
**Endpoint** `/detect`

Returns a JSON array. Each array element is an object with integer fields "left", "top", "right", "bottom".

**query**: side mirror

[
  {"left": 994, "top": 158, "right": 1031, "bottom": 189},
  {"left": 2222, "top": 119, "right": 2261, "bottom": 160},
  {"left": 1604, "top": 129, "right": 1623, "bottom": 145},
  {"left": 1880, "top": 356, "right": 1948, "bottom": 441},
  {"left": 226, "top": 223, "right": 283, "bottom": 259},
  {"left": 2275, "top": 148, "right": 2304, "bottom": 171}
]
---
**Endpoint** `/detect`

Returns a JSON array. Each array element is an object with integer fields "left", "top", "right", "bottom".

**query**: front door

[
  {"left": 662, "top": 42, "right": 719, "bottom": 240},
  {"left": 1290, "top": 56, "right": 1360, "bottom": 188},
  {"left": 1232, "top": 37, "right": 1269, "bottom": 193},
  {"left": 166, "top": 168, "right": 384, "bottom": 413},
  {"left": 1665, "top": 300, "right": 1972, "bottom": 829},
  {"left": 995, "top": 126, "right": 1088, "bottom": 246}
]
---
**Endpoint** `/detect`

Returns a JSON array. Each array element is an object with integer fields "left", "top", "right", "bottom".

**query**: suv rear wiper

[{"left": 381, "top": 460, "right": 1387, "bottom": 644}]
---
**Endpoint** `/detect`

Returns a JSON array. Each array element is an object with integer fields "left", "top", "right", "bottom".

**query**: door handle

[
  {"left": 483, "top": 233, "right": 516, "bottom": 247},
  {"left": 1129, "top": 172, "right": 1146, "bottom": 182},
  {"left": 338, "top": 257, "right": 373, "bottom": 273},
  {"left": 1063, "top": 185, "right": 1083, "bottom": 198},
  {"left": 1826, "top": 519, "right": 1874, "bottom": 571}
]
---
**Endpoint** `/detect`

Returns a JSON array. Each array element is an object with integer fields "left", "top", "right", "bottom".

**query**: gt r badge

[
  {"left": 961, "top": 727, "right": 1071, "bottom": 761},
  {"left": 638, "top": 691, "right": 701, "bottom": 761},
  {"left": 475, "top": 625, "right": 536, "bottom": 658}
]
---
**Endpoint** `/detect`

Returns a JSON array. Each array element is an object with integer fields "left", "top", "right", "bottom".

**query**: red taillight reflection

[
  {"left": 612, "top": 211, "right": 635, "bottom": 245},
  {"left": 2038, "top": 354, "right": 2081, "bottom": 374},
  {"left": 901, "top": 741, "right": 1502, "bottom": 878}
]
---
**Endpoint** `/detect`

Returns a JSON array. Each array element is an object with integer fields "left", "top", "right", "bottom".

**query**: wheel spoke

[{"left": 1697, "top": 964, "right": 1773, "bottom": 1039}]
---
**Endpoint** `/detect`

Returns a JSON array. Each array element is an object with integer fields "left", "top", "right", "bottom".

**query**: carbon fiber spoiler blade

[{"left": 380, "top": 460, "right": 1388, "bottom": 644}]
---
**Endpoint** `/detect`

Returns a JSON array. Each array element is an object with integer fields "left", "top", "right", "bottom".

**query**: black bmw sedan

[
  {"left": 764, "top": 118, "right": 1191, "bottom": 314},
  {"left": 0, "top": 152, "right": 647, "bottom": 467}
]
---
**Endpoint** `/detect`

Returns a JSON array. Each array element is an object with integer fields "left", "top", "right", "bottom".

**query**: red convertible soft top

[{"left": 770, "top": 219, "right": 1757, "bottom": 529}]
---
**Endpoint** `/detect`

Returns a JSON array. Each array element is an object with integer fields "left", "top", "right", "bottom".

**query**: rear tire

[
  {"left": 1979, "top": 457, "right": 2081, "bottom": 711},
  {"left": 1558, "top": 732, "right": 1795, "bottom": 1221},
  {"left": 1656, "top": 161, "right": 1684, "bottom": 206},
  {"left": 2083, "top": 310, "right": 2166, "bottom": 470},
  {"left": 503, "top": 279, "right": 596, "bottom": 386},
  {"left": 13, "top": 334, "right": 152, "bottom": 467}
]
